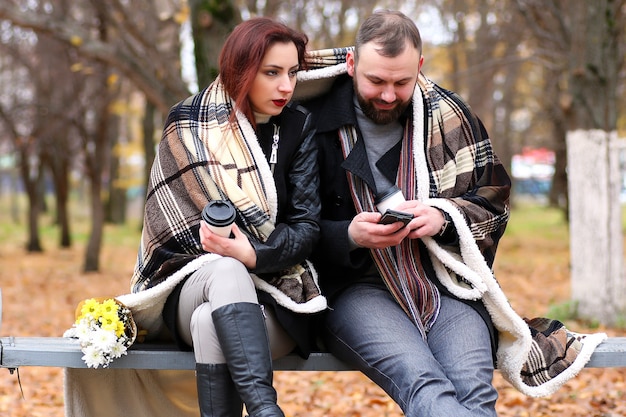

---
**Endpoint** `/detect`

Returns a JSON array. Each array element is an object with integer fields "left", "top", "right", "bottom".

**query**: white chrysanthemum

[
  {"left": 109, "top": 341, "right": 128, "bottom": 359},
  {"left": 75, "top": 322, "right": 95, "bottom": 343},
  {"left": 62, "top": 327, "right": 78, "bottom": 338},
  {"left": 81, "top": 344, "right": 106, "bottom": 368},
  {"left": 91, "top": 327, "right": 118, "bottom": 350}
]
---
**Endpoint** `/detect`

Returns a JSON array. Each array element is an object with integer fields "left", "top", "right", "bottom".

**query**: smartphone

[{"left": 378, "top": 209, "right": 414, "bottom": 226}]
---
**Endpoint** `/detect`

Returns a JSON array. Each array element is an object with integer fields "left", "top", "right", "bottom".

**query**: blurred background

[{"left": 0, "top": 0, "right": 623, "bottom": 274}]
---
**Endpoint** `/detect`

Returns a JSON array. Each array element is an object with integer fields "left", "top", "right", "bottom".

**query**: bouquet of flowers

[{"left": 64, "top": 298, "right": 137, "bottom": 368}]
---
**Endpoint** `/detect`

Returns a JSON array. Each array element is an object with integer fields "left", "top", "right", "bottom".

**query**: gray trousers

[{"left": 176, "top": 257, "right": 295, "bottom": 363}]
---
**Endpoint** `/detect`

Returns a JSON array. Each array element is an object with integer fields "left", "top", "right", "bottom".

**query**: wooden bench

[{"left": 1, "top": 290, "right": 625, "bottom": 372}]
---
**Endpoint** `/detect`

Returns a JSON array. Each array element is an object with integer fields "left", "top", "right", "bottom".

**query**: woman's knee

[
  {"left": 192, "top": 258, "right": 257, "bottom": 305},
  {"left": 209, "top": 257, "right": 247, "bottom": 275}
]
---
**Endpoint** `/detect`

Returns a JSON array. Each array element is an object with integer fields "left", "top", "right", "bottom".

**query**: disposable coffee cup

[
  {"left": 375, "top": 185, "right": 406, "bottom": 214},
  {"left": 201, "top": 200, "right": 236, "bottom": 238}
]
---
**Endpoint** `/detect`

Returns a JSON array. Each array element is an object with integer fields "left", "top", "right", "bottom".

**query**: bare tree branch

[{"left": 0, "top": 1, "right": 189, "bottom": 116}]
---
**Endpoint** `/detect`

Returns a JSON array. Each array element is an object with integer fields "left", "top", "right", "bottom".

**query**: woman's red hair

[{"left": 219, "top": 17, "right": 308, "bottom": 126}]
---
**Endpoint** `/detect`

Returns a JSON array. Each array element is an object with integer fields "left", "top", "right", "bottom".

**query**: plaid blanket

[
  {"left": 122, "top": 77, "right": 326, "bottom": 338},
  {"left": 296, "top": 47, "right": 607, "bottom": 398}
]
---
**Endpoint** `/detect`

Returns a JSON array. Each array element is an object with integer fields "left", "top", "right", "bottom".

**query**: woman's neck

[{"left": 254, "top": 111, "right": 271, "bottom": 125}]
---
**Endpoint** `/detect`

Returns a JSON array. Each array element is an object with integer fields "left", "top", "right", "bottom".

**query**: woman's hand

[{"left": 199, "top": 221, "right": 257, "bottom": 269}]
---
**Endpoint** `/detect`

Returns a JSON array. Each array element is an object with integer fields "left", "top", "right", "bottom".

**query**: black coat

[{"left": 303, "top": 75, "right": 498, "bottom": 361}]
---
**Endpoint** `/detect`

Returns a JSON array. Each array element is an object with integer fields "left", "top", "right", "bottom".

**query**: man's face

[{"left": 347, "top": 42, "right": 423, "bottom": 124}]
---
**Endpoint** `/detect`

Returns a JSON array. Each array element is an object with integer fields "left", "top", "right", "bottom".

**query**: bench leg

[
  {"left": 196, "top": 363, "right": 243, "bottom": 417},
  {"left": 213, "top": 302, "right": 284, "bottom": 417}
]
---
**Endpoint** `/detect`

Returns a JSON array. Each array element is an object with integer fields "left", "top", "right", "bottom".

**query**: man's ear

[{"left": 346, "top": 50, "right": 356, "bottom": 77}]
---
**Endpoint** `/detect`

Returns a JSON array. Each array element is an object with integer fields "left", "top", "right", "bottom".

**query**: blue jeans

[{"left": 323, "top": 283, "right": 498, "bottom": 417}]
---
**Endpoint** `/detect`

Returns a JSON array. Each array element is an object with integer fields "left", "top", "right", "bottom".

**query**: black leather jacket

[
  {"left": 253, "top": 102, "right": 323, "bottom": 357},
  {"left": 252, "top": 102, "right": 321, "bottom": 274}
]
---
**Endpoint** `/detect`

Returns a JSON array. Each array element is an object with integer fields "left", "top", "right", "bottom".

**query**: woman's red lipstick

[{"left": 272, "top": 99, "right": 287, "bottom": 107}]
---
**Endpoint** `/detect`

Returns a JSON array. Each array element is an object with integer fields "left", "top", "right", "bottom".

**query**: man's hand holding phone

[
  {"left": 377, "top": 209, "right": 414, "bottom": 226},
  {"left": 348, "top": 211, "right": 411, "bottom": 249}
]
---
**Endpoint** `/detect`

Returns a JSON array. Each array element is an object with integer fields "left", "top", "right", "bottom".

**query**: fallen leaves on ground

[{"left": 1, "top": 225, "right": 624, "bottom": 417}]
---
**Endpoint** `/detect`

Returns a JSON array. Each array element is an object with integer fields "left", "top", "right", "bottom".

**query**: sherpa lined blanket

[
  {"left": 296, "top": 47, "right": 607, "bottom": 398},
  {"left": 129, "top": 76, "right": 326, "bottom": 322},
  {"left": 64, "top": 77, "right": 327, "bottom": 416}
]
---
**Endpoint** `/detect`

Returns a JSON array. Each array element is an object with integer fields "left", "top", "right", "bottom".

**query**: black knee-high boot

[
  {"left": 212, "top": 302, "right": 285, "bottom": 417},
  {"left": 195, "top": 363, "right": 244, "bottom": 417}
]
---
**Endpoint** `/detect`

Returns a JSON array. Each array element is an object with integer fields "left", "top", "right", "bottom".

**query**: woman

[{"left": 130, "top": 18, "right": 326, "bottom": 417}]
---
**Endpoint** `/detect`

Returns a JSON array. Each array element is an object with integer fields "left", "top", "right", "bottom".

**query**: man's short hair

[{"left": 355, "top": 10, "right": 422, "bottom": 60}]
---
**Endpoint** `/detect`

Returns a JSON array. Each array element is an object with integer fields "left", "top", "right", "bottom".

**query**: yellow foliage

[
  {"left": 110, "top": 100, "right": 128, "bottom": 116},
  {"left": 70, "top": 62, "right": 83, "bottom": 72},
  {"left": 69, "top": 35, "right": 83, "bottom": 47},
  {"left": 107, "top": 73, "right": 120, "bottom": 87},
  {"left": 174, "top": 4, "right": 190, "bottom": 25}
]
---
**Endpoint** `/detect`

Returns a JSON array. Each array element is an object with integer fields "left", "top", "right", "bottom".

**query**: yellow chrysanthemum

[
  {"left": 100, "top": 299, "right": 119, "bottom": 316},
  {"left": 115, "top": 320, "right": 126, "bottom": 338},
  {"left": 100, "top": 312, "right": 120, "bottom": 331},
  {"left": 78, "top": 298, "right": 100, "bottom": 321}
]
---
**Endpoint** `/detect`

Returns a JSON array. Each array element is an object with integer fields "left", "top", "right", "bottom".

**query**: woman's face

[{"left": 248, "top": 41, "right": 299, "bottom": 116}]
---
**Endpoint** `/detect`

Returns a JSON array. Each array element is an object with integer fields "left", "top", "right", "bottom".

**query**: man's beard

[{"left": 354, "top": 79, "right": 410, "bottom": 125}]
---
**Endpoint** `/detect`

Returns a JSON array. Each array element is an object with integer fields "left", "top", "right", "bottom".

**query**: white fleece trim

[
  {"left": 422, "top": 196, "right": 607, "bottom": 396},
  {"left": 297, "top": 63, "right": 347, "bottom": 82},
  {"left": 115, "top": 253, "right": 327, "bottom": 340},
  {"left": 116, "top": 254, "right": 222, "bottom": 337},
  {"left": 235, "top": 108, "right": 278, "bottom": 223},
  {"left": 406, "top": 83, "right": 607, "bottom": 397},
  {"left": 411, "top": 78, "right": 430, "bottom": 202},
  {"left": 294, "top": 64, "right": 348, "bottom": 101}
]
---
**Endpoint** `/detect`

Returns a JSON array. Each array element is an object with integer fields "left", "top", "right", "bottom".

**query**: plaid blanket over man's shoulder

[{"left": 296, "top": 47, "right": 607, "bottom": 398}]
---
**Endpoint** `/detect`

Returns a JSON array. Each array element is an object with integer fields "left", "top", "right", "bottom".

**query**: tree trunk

[
  {"left": 43, "top": 147, "right": 72, "bottom": 248},
  {"left": 84, "top": 178, "right": 104, "bottom": 272},
  {"left": 548, "top": 117, "right": 568, "bottom": 213},
  {"left": 567, "top": 131, "right": 624, "bottom": 325},
  {"left": 83, "top": 110, "right": 110, "bottom": 272},
  {"left": 54, "top": 159, "right": 72, "bottom": 247},
  {"left": 566, "top": 0, "right": 624, "bottom": 325},
  {"left": 26, "top": 170, "right": 45, "bottom": 253},
  {"left": 9, "top": 167, "right": 20, "bottom": 224},
  {"left": 106, "top": 114, "right": 126, "bottom": 225},
  {"left": 189, "top": 0, "right": 240, "bottom": 89},
  {"left": 82, "top": 6, "right": 113, "bottom": 272},
  {"left": 18, "top": 145, "right": 43, "bottom": 252}
]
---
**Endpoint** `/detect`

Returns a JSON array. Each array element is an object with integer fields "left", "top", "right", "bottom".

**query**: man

[{"left": 303, "top": 10, "right": 510, "bottom": 417}]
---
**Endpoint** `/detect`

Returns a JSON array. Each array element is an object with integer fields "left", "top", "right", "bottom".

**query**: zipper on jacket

[{"left": 269, "top": 124, "right": 280, "bottom": 174}]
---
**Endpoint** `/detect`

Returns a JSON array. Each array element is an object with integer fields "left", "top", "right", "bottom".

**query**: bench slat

[
  {"left": 0, "top": 337, "right": 353, "bottom": 371},
  {"left": 583, "top": 336, "right": 626, "bottom": 367},
  {"left": 2, "top": 336, "right": 625, "bottom": 371}
]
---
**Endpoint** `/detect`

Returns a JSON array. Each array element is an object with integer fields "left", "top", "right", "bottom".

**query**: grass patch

[
  {"left": 504, "top": 202, "right": 568, "bottom": 240},
  {"left": 545, "top": 300, "right": 579, "bottom": 322}
]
